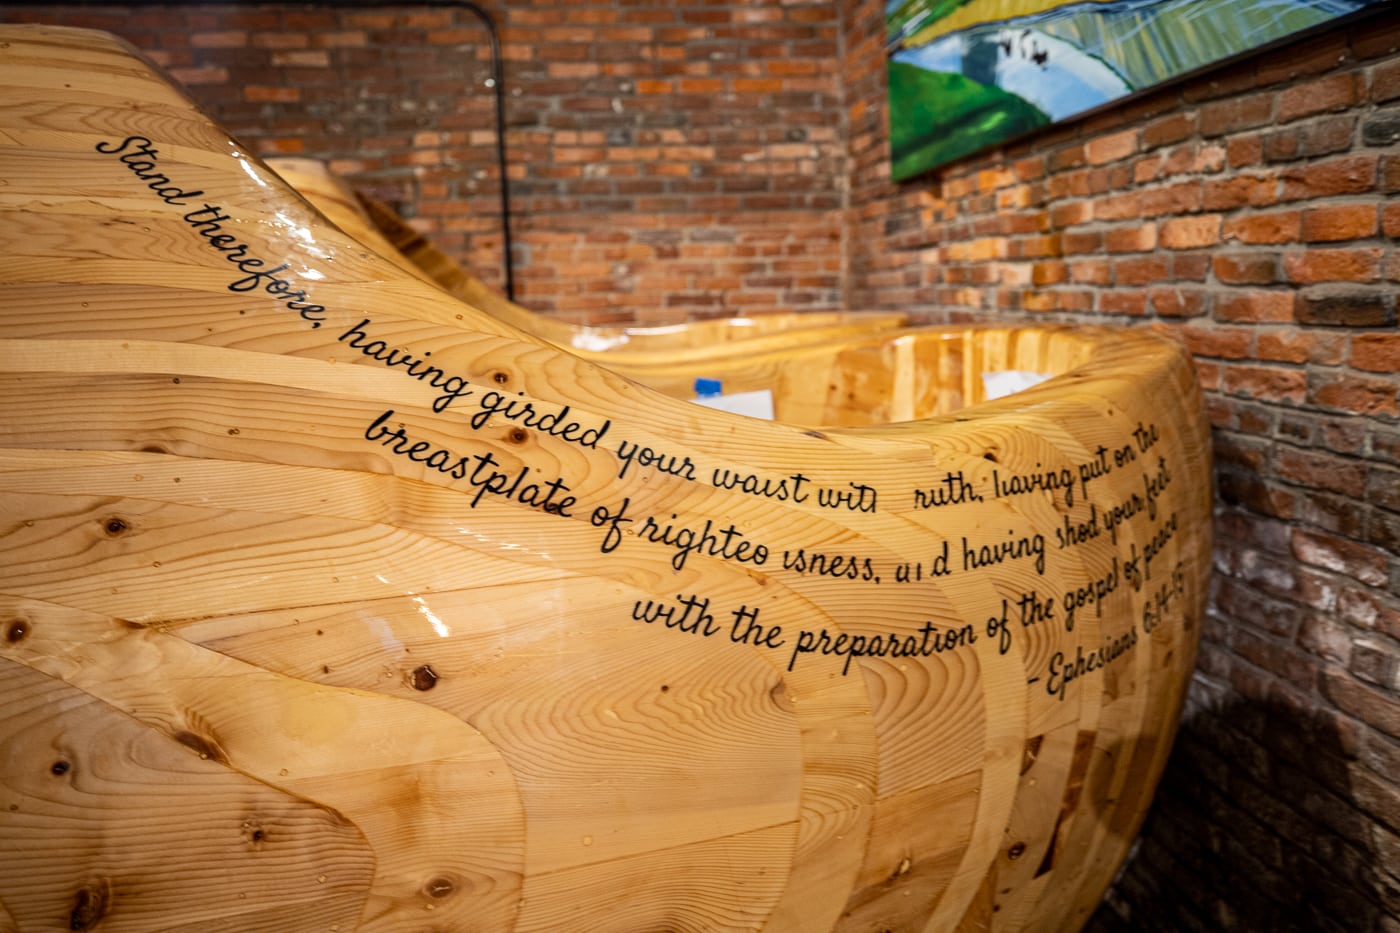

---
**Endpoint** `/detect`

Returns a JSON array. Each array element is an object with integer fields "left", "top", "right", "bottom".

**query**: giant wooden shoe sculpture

[
  {"left": 0, "top": 25, "right": 1212, "bottom": 933},
  {"left": 263, "top": 155, "right": 910, "bottom": 359}
]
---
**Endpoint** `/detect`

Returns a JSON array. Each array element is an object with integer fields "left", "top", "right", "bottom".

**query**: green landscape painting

[{"left": 887, "top": 0, "right": 1389, "bottom": 180}]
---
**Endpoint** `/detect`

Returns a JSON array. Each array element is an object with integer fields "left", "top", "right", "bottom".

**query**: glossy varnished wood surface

[{"left": 0, "top": 26, "right": 1211, "bottom": 933}]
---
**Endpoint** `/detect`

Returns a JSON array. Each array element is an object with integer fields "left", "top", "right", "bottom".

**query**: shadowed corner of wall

[{"left": 1082, "top": 680, "right": 1398, "bottom": 933}]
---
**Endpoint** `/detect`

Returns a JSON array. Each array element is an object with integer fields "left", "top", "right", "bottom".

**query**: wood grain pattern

[{"left": 0, "top": 25, "right": 1211, "bottom": 933}]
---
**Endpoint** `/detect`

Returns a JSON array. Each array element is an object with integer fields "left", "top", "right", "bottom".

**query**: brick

[
  {"left": 1228, "top": 133, "right": 1264, "bottom": 168},
  {"left": 1296, "top": 288, "right": 1396, "bottom": 326},
  {"left": 1087, "top": 128, "right": 1139, "bottom": 165},
  {"left": 1183, "top": 325, "right": 1251, "bottom": 359},
  {"left": 1150, "top": 287, "right": 1210, "bottom": 318},
  {"left": 1061, "top": 230, "right": 1104, "bottom": 254},
  {"left": 1172, "top": 253, "right": 1211, "bottom": 281},
  {"left": 167, "top": 65, "right": 229, "bottom": 85},
  {"left": 1114, "top": 256, "right": 1170, "bottom": 285},
  {"left": 1143, "top": 112, "right": 1197, "bottom": 148},
  {"left": 269, "top": 49, "right": 330, "bottom": 68},
  {"left": 1355, "top": 638, "right": 1400, "bottom": 689},
  {"left": 1233, "top": 627, "right": 1320, "bottom": 689},
  {"left": 311, "top": 31, "right": 368, "bottom": 48},
  {"left": 1338, "top": 586, "right": 1395, "bottom": 634},
  {"left": 1373, "top": 58, "right": 1400, "bottom": 102},
  {"left": 1301, "top": 204, "right": 1379, "bottom": 242},
  {"left": 1030, "top": 261, "right": 1067, "bottom": 286},
  {"left": 1384, "top": 203, "right": 1400, "bottom": 238},
  {"left": 1049, "top": 201, "right": 1091, "bottom": 228},
  {"left": 1371, "top": 509, "right": 1400, "bottom": 554},
  {"left": 1362, "top": 106, "right": 1400, "bottom": 146},
  {"left": 1200, "top": 93, "right": 1274, "bottom": 137},
  {"left": 1259, "top": 28, "right": 1351, "bottom": 82},
  {"left": 1180, "top": 55, "right": 1256, "bottom": 102},
  {"left": 1263, "top": 115, "right": 1358, "bottom": 163},
  {"left": 1088, "top": 164, "right": 1135, "bottom": 194},
  {"left": 1204, "top": 175, "right": 1279, "bottom": 211},
  {"left": 1194, "top": 144, "right": 1227, "bottom": 173},
  {"left": 1100, "top": 290, "right": 1148, "bottom": 316},
  {"left": 1277, "top": 446, "right": 1368, "bottom": 497},
  {"left": 1283, "top": 248, "right": 1383, "bottom": 284},
  {"left": 1048, "top": 144, "right": 1087, "bottom": 172},
  {"left": 1223, "top": 210, "right": 1300, "bottom": 244},
  {"left": 1322, "top": 669, "right": 1400, "bottom": 741},
  {"left": 1093, "top": 190, "right": 1143, "bottom": 220},
  {"left": 1294, "top": 529, "right": 1390, "bottom": 586},
  {"left": 1370, "top": 466, "right": 1400, "bottom": 516},
  {"left": 1161, "top": 214, "right": 1221, "bottom": 249},
  {"left": 244, "top": 86, "right": 300, "bottom": 103},
  {"left": 1278, "top": 74, "right": 1361, "bottom": 122},
  {"left": 1298, "top": 613, "right": 1354, "bottom": 665},
  {"left": 1317, "top": 416, "right": 1368, "bottom": 455},
  {"left": 1258, "top": 329, "right": 1345, "bottom": 366},
  {"left": 1218, "top": 289, "right": 1296, "bottom": 323},
  {"left": 1351, "top": 333, "right": 1400, "bottom": 373},
  {"left": 1069, "top": 259, "right": 1111, "bottom": 284},
  {"left": 190, "top": 30, "right": 247, "bottom": 48},
  {"left": 1255, "top": 330, "right": 1307, "bottom": 364},
  {"left": 1213, "top": 252, "right": 1279, "bottom": 285},
  {"left": 1104, "top": 223, "right": 1157, "bottom": 253},
  {"left": 1133, "top": 154, "right": 1163, "bottom": 185},
  {"left": 1142, "top": 181, "right": 1203, "bottom": 217},
  {"left": 1384, "top": 154, "right": 1400, "bottom": 192},
  {"left": 1223, "top": 363, "right": 1307, "bottom": 404},
  {"left": 1308, "top": 371, "right": 1400, "bottom": 417},
  {"left": 1282, "top": 155, "right": 1379, "bottom": 200}
]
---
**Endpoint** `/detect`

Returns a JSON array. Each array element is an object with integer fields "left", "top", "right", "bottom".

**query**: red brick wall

[
  {"left": 843, "top": 1, "right": 1400, "bottom": 929},
  {"left": 2, "top": 2, "right": 847, "bottom": 324}
]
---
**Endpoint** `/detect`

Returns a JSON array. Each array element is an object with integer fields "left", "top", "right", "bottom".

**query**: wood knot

[
  {"left": 409, "top": 664, "right": 439, "bottom": 691},
  {"left": 242, "top": 818, "right": 267, "bottom": 847},
  {"left": 1008, "top": 842, "right": 1026, "bottom": 860},
  {"left": 175, "top": 730, "right": 226, "bottom": 765},
  {"left": 69, "top": 880, "right": 110, "bottom": 931},
  {"left": 507, "top": 428, "right": 529, "bottom": 445},
  {"left": 5, "top": 618, "right": 29, "bottom": 643},
  {"left": 103, "top": 517, "right": 130, "bottom": 536},
  {"left": 423, "top": 875, "right": 456, "bottom": 899},
  {"left": 768, "top": 680, "right": 796, "bottom": 714},
  {"left": 51, "top": 759, "right": 72, "bottom": 777},
  {"left": 491, "top": 371, "right": 509, "bottom": 384}
]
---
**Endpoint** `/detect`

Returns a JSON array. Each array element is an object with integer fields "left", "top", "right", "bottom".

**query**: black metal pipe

[
  {"left": 451, "top": 1, "right": 514, "bottom": 301},
  {"left": 47, "top": 0, "right": 516, "bottom": 300}
]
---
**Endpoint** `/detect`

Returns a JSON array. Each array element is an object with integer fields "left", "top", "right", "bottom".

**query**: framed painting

[{"left": 886, "top": 0, "right": 1390, "bottom": 181}]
